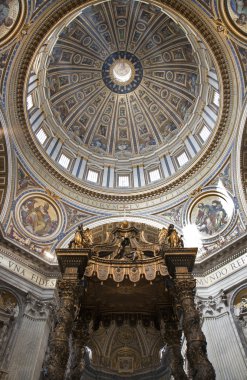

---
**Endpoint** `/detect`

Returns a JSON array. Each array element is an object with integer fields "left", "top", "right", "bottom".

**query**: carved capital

[
  {"left": 24, "top": 293, "right": 54, "bottom": 321},
  {"left": 196, "top": 290, "right": 228, "bottom": 317},
  {"left": 175, "top": 278, "right": 196, "bottom": 296}
]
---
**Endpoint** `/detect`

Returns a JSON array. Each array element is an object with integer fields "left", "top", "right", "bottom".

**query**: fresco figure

[{"left": 23, "top": 201, "right": 51, "bottom": 235}]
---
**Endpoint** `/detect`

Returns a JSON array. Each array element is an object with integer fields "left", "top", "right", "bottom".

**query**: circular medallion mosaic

[
  {"left": 17, "top": 195, "right": 62, "bottom": 240},
  {"left": 102, "top": 51, "right": 143, "bottom": 94},
  {"left": 0, "top": 0, "right": 25, "bottom": 47},
  {"left": 225, "top": 0, "right": 247, "bottom": 35},
  {"left": 189, "top": 192, "right": 234, "bottom": 239}
]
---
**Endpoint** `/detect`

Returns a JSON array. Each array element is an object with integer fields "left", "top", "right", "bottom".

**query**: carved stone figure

[{"left": 178, "top": 234, "right": 184, "bottom": 248}]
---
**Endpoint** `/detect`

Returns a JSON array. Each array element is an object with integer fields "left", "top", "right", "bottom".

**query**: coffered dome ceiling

[
  {"left": 46, "top": 2, "right": 199, "bottom": 159},
  {"left": 20, "top": 0, "right": 225, "bottom": 195}
]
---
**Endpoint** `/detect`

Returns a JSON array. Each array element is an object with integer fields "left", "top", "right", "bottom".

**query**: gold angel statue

[
  {"left": 69, "top": 224, "right": 93, "bottom": 248},
  {"left": 158, "top": 227, "right": 168, "bottom": 244},
  {"left": 159, "top": 224, "right": 184, "bottom": 248}
]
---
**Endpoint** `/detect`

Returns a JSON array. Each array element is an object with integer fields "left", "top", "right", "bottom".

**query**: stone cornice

[
  {"left": 193, "top": 234, "right": 247, "bottom": 276},
  {"left": 0, "top": 232, "right": 59, "bottom": 277}
]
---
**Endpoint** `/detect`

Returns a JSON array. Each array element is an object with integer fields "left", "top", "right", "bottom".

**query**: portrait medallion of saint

[
  {"left": 190, "top": 193, "right": 233, "bottom": 239},
  {"left": 18, "top": 195, "right": 61, "bottom": 240},
  {"left": 0, "top": 0, "right": 22, "bottom": 44},
  {"left": 223, "top": 0, "right": 247, "bottom": 35}
]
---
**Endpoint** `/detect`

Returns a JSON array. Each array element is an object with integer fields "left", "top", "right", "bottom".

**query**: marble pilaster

[
  {"left": 197, "top": 291, "right": 247, "bottom": 380},
  {"left": 7, "top": 293, "right": 54, "bottom": 380}
]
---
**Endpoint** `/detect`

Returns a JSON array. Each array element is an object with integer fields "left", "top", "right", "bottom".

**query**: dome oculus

[
  {"left": 112, "top": 60, "right": 133, "bottom": 83},
  {"left": 102, "top": 51, "right": 143, "bottom": 94}
]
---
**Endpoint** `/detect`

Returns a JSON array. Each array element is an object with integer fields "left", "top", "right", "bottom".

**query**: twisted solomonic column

[
  {"left": 174, "top": 277, "right": 215, "bottom": 380},
  {"left": 162, "top": 316, "right": 188, "bottom": 380},
  {"left": 164, "top": 249, "right": 215, "bottom": 380},
  {"left": 46, "top": 280, "right": 77, "bottom": 380},
  {"left": 69, "top": 316, "right": 90, "bottom": 380},
  {"left": 45, "top": 243, "right": 90, "bottom": 379}
]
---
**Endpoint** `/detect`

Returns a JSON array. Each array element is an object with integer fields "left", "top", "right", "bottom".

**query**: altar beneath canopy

[{"left": 45, "top": 222, "right": 214, "bottom": 380}]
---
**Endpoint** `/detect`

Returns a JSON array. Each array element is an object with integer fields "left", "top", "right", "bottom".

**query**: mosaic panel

[
  {"left": 225, "top": 0, "right": 247, "bottom": 34},
  {"left": 189, "top": 192, "right": 233, "bottom": 239},
  {"left": 16, "top": 195, "right": 61, "bottom": 240},
  {"left": 0, "top": 0, "right": 20, "bottom": 40},
  {"left": 17, "top": 163, "right": 39, "bottom": 193}
]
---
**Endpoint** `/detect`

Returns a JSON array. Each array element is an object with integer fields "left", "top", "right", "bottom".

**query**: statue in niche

[
  {"left": 158, "top": 224, "right": 184, "bottom": 248},
  {"left": 69, "top": 224, "right": 93, "bottom": 248},
  {"left": 240, "top": 297, "right": 247, "bottom": 314},
  {"left": 233, "top": 292, "right": 247, "bottom": 343},
  {"left": 239, "top": 298, "right": 247, "bottom": 342},
  {"left": 0, "top": 290, "right": 19, "bottom": 358},
  {"left": 0, "top": 290, "right": 19, "bottom": 317}
]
